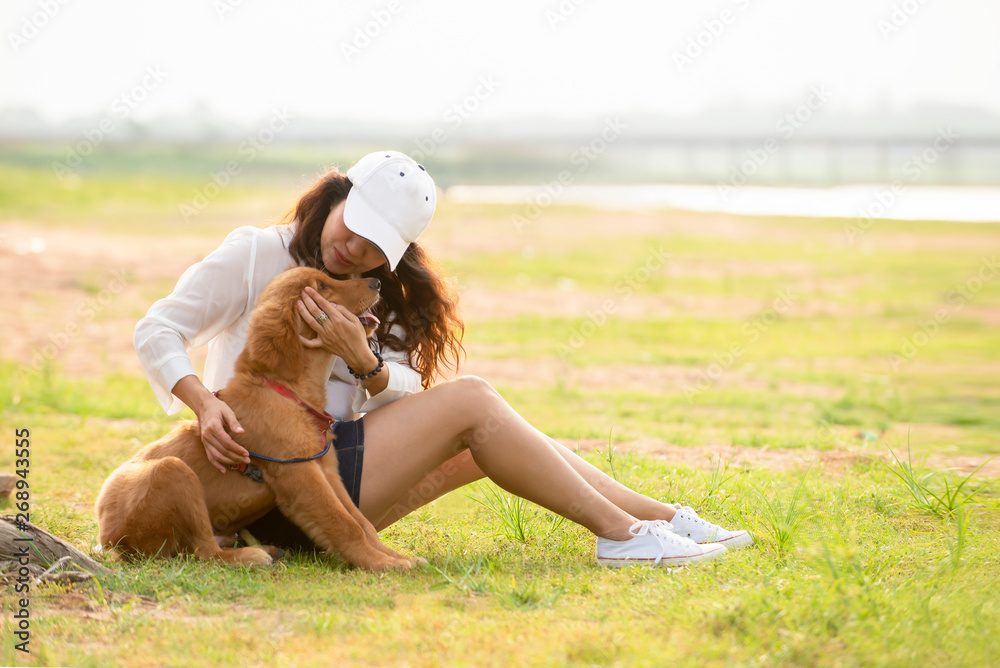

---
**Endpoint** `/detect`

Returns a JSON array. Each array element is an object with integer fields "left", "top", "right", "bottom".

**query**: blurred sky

[{"left": 2, "top": 0, "right": 999, "bottom": 125}]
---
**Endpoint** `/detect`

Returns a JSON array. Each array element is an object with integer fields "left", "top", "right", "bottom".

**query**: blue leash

[
  {"left": 236, "top": 437, "right": 333, "bottom": 484},
  {"left": 247, "top": 437, "right": 333, "bottom": 464}
]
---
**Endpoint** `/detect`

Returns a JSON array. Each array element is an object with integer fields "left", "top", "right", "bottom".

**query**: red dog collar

[{"left": 257, "top": 375, "right": 337, "bottom": 438}]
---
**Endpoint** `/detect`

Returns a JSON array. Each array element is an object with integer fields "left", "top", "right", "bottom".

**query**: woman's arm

[
  {"left": 135, "top": 228, "right": 258, "bottom": 412},
  {"left": 135, "top": 227, "right": 260, "bottom": 472}
]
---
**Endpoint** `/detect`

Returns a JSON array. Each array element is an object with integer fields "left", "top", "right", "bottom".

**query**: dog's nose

[{"left": 369, "top": 278, "right": 381, "bottom": 292}]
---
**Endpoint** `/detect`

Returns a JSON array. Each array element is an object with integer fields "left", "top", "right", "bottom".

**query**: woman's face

[{"left": 319, "top": 199, "right": 387, "bottom": 276}]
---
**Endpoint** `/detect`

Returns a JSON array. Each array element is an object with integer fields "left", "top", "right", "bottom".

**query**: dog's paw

[
  {"left": 259, "top": 545, "right": 286, "bottom": 561},
  {"left": 361, "top": 554, "right": 417, "bottom": 572},
  {"left": 225, "top": 546, "right": 274, "bottom": 567},
  {"left": 388, "top": 555, "right": 427, "bottom": 571}
]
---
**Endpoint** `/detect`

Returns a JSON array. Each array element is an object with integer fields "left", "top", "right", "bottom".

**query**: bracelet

[{"left": 347, "top": 351, "right": 384, "bottom": 380}]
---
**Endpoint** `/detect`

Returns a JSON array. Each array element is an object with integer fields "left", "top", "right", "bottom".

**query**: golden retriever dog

[{"left": 96, "top": 267, "right": 418, "bottom": 571}]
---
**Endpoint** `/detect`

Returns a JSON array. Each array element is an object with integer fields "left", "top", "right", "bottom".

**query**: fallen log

[
  {"left": 0, "top": 474, "right": 15, "bottom": 500},
  {"left": 0, "top": 515, "right": 114, "bottom": 582}
]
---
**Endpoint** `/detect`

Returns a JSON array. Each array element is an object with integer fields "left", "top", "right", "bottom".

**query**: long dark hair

[{"left": 281, "top": 168, "right": 465, "bottom": 388}]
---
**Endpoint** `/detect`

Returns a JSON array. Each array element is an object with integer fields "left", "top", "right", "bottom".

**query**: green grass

[
  {"left": 883, "top": 438, "right": 995, "bottom": 518},
  {"left": 465, "top": 315, "right": 1000, "bottom": 365},
  {"left": 1, "top": 404, "right": 998, "bottom": 666},
  {"left": 2, "top": 351, "right": 998, "bottom": 667},
  {"left": 1, "top": 144, "right": 999, "bottom": 666}
]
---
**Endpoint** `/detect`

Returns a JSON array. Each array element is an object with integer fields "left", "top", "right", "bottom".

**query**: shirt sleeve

[
  {"left": 351, "top": 322, "right": 424, "bottom": 414},
  {"left": 134, "top": 228, "right": 256, "bottom": 414}
]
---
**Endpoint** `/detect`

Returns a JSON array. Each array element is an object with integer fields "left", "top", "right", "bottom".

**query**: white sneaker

[
  {"left": 596, "top": 519, "right": 726, "bottom": 567},
  {"left": 669, "top": 507, "right": 754, "bottom": 549}
]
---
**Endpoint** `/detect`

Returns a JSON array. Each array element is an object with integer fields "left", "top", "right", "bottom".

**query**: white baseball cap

[{"left": 344, "top": 150, "right": 437, "bottom": 272}]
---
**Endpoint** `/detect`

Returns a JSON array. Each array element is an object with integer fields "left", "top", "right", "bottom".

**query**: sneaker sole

[
  {"left": 700, "top": 531, "right": 753, "bottom": 549},
  {"left": 597, "top": 544, "right": 726, "bottom": 567}
]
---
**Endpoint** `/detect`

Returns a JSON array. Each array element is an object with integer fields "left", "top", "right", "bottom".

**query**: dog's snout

[{"left": 368, "top": 278, "right": 381, "bottom": 292}]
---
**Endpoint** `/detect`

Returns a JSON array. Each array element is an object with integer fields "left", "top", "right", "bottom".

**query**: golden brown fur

[{"left": 95, "top": 267, "right": 418, "bottom": 570}]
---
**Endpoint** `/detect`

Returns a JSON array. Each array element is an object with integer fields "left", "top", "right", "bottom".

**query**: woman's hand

[
  {"left": 297, "top": 286, "right": 376, "bottom": 371},
  {"left": 171, "top": 375, "right": 249, "bottom": 474},
  {"left": 197, "top": 394, "right": 250, "bottom": 474}
]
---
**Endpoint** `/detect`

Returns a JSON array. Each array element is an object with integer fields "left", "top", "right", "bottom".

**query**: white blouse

[{"left": 134, "top": 223, "right": 423, "bottom": 420}]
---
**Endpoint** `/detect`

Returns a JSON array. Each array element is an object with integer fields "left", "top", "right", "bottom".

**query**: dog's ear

[{"left": 246, "top": 295, "right": 303, "bottom": 375}]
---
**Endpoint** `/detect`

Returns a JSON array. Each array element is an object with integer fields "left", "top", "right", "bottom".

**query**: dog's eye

[{"left": 318, "top": 283, "right": 330, "bottom": 290}]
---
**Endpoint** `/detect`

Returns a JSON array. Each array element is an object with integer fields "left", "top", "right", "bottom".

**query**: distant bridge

[{"left": 511, "top": 134, "right": 1000, "bottom": 186}]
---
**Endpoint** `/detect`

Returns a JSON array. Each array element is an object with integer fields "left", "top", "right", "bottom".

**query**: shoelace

[
  {"left": 678, "top": 507, "right": 711, "bottom": 528},
  {"left": 628, "top": 520, "right": 691, "bottom": 564},
  {"left": 675, "top": 507, "right": 726, "bottom": 543}
]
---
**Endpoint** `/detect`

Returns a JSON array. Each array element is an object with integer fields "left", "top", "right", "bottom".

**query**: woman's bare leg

[
  {"left": 375, "top": 431, "right": 679, "bottom": 531},
  {"left": 358, "top": 376, "right": 638, "bottom": 541},
  {"left": 374, "top": 449, "right": 484, "bottom": 531},
  {"left": 546, "top": 438, "right": 681, "bottom": 520}
]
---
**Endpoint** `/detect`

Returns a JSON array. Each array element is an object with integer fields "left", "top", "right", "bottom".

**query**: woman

[{"left": 135, "top": 150, "right": 751, "bottom": 567}]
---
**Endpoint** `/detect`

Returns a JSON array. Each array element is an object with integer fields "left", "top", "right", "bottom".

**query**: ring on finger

[{"left": 315, "top": 311, "right": 329, "bottom": 324}]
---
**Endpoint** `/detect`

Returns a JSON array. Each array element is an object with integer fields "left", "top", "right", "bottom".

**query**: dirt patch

[
  {"left": 41, "top": 589, "right": 158, "bottom": 622},
  {"left": 455, "top": 284, "right": 881, "bottom": 322},
  {"left": 962, "top": 305, "right": 1000, "bottom": 326},
  {"left": 564, "top": 439, "right": 1000, "bottom": 479},
  {"left": 1, "top": 223, "right": 213, "bottom": 376},
  {"left": 39, "top": 588, "right": 299, "bottom": 631}
]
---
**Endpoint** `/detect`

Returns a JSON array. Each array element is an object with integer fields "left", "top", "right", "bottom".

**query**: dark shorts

[{"left": 242, "top": 417, "right": 365, "bottom": 551}]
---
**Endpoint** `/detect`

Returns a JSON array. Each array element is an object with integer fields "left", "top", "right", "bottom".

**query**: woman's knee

[
  {"left": 442, "top": 375, "right": 508, "bottom": 444},
  {"left": 444, "top": 375, "right": 503, "bottom": 411}
]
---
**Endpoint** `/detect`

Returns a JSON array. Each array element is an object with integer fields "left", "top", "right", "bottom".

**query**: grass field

[{"left": 1, "top": 144, "right": 999, "bottom": 666}]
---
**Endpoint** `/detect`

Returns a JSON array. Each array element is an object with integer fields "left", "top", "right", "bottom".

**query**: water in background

[{"left": 445, "top": 184, "right": 1000, "bottom": 223}]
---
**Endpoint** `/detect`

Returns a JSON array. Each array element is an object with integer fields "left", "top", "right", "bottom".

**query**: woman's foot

[
  {"left": 596, "top": 519, "right": 726, "bottom": 567},
  {"left": 668, "top": 507, "right": 754, "bottom": 549}
]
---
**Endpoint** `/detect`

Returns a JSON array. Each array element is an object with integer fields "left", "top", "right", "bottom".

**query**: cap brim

[{"left": 343, "top": 190, "right": 408, "bottom": 272}]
